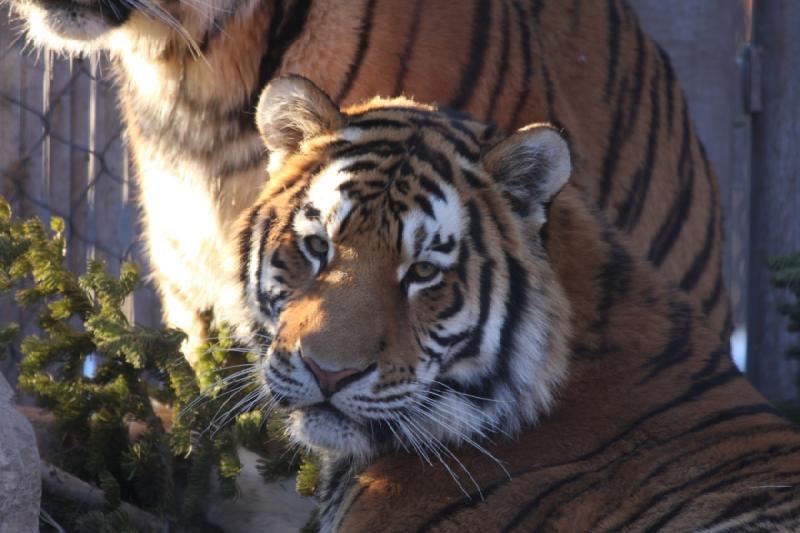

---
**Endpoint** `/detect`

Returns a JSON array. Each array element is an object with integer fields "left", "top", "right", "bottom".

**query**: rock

[{"left": 0, "top": 373, "right": 40, "bottom": 533}]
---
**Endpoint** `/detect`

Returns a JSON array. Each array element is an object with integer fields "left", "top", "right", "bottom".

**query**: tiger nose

[{"left": 300, "top": 354, "right": 367, "bottom": 396}]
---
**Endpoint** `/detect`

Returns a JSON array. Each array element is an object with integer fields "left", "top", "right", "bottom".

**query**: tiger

[
  {"left": 6, "top": 0, "right": 731, "bottom": 361},
  {"left": 235, "top": 76, "right": 800, "bottom": 533}
]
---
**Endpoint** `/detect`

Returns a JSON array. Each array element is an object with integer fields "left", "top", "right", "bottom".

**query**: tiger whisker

[
  {"left": 178, "top": 379, "right": 253, "bottom": 421},
  {"left": 407, "top": 402, "right": 510, "bottom": 480},
  {"left": 207, "top": 388, "right": 264, "bottom": 437},
  {"left": 200, "top": 385, "right": 258, "bottom": 424},
  {"left": 395, "top": 411, "right": 478, "bottom": 499},
  {"left": 429, "top": 379, "right": 511, "bottom": 404},
  {"left": 410, "top": 390, "right": 510, "bottom": 439}
]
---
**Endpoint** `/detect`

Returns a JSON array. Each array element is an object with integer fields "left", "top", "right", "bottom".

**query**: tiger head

[{"left": 237, "top": 76, "right": 573, "bottom": 461}]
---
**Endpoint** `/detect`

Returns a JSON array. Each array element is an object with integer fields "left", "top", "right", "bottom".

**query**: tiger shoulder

[{"left": 232, "top": 76, "right": 800, "bottom": 532}]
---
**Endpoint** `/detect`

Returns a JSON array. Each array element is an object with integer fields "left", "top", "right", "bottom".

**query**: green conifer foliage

[
  {"left": 0, "top": 197, "right": 320, "bottom": 530},
  {"left": 770, "top": 252, "right": 800, "bottom": 375}
]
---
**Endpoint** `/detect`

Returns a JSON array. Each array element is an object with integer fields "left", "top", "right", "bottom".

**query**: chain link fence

[{"left": 0, "top": 7, "right": 162, "bottom": 380}]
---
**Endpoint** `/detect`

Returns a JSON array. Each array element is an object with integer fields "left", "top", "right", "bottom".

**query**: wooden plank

[
  {"left": 747, "top": 0, "right": 800, "bottom": 405},
  {"left": 91, "top": 58, "right": 124, "bottom": 276},
  {"left": 68, "top": 59, "right": 92, "bottom": 277},
  {"left": 18, "top": 44, "right": 46, "bottom": 225},
  {"left": 44, "top": 56, "right": 73, "bottom": 233}
]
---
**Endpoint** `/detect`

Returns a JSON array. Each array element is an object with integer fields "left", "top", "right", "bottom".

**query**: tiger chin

[
  {"left": 7, "top": 0, "right": 217, "bottom": 56},
  {"left": 235, "top": 75, "right": 573, "bottom": 470}
]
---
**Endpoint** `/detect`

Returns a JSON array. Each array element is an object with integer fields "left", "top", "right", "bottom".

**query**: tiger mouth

[
  {"left": 291, "top": 402, "right": 375, "bottom": 456},
  {"left": 300, "top": 401, "right": 349, "bottom": 420},
  {"left": 22, "top": 0, "right": 133, "bottom": 33}
]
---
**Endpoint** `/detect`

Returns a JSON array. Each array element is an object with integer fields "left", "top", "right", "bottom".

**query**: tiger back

[
  {"left": 236, "top": 77, "right": 800, "bottom": 532},
  {"left": 8, "top": 0, "right": 731, "bottom": 361}
]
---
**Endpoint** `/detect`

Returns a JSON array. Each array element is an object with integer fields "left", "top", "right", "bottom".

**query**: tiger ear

[
  {"left": 256, "top": 75, "right": 344, "bottom": 168},
  {"left": 482, "top": 124, "right": 571, "bottom": 226}
]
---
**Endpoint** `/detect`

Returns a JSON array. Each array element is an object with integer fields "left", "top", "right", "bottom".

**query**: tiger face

[{"left": 238, "top": 76, "right": 573, "bottom": 461}]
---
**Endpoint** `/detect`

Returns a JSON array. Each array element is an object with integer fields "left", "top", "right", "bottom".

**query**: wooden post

[{"left": 747, "top": 0, "right": 800, "bottom": 405}]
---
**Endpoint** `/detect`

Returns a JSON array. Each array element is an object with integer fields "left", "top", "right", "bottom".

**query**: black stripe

[
  {"left": 456, "top": 241, "right": 470, "bottom": 283},
  {"left": 679, "top": 142, "right": 717, "bottom": 292},
  {"left": 722, "top": 305, "right": 733, "bottom": 341},
  {"left": 679, "top": 203, "right": 715, "bottom": 291},
  {"left": 508, "top": 2, "right": 533, "bottom": 130},
  {"left": 494, "top": 254, "right": 528, "bottom": 396},
  {"left": 336, "top": 0, "right": 379, "bottom": 103},
  {"left": 703, "top": 483, "right": 800, "bottom": 530},
  {"left": 333, "top": 140, "right": 406, "bottom": 160},
  {"left": 639, "top": 301, "right": 693, "bottom": 383},
  {"left": 462, "top": 169, "right": 487, "bottom": 189},
  {"left": 622, "top": 25, "right": 647, "bottom": 138},
  {"left": 393, "top": 0, "right": 424, "bottom": 95},
  {"left": 432, "top": 235, "right": 456, "bottom": 254},
  {"left": 598, "top": 75, "right": 629, "bottom": 209},
  {"left": 395, "top": 218, "right": 404, "bottom": 254},
  {"left": 255, "top": 210, "right": 277, "bottom": 316},
  {"left": 702, "top": 271, "right": 723, "bottom": 314},
  {"left": 409, "top": 118, "right": 481, "bottom": 162},
  {"left": 613, "top": 444, "right": 800, "bottom": 531},
  {"left": 615, "top": 67, "right": 661, "bottom": 230},
  {"left": 270, "top": 250, "right": 288, "bottom": 270},
  {"left": 437, "top": 283, "right": 465, "bottom": 320},
  {"left": 658, "top": 46, "right": 676, "bottom": 133},
  {"left": 414, "top": 145, "right": 454, "bottom": 182},
  {"left": 647, "top": 103, "right": 694, "bottom": 267},
  {"left": 246, "top": 0, "right": 313, "bottom": 120},
  {"left": 499, "top": 472, "right": 585, "bottom": 532},
  {"left": 592, "top": 231, "right": 633, "bottom": 332},
  {"left": 349, "top": 117, "right": 409, "bottom": 130},
  {"left": 340, "top": 161, "right": 379, "bottom": 174},
  {"left": 486, "top": 1, "right": 511, "bottom": 121},
  {"left": 414, "top": 194, "right": 435, "bottom": 218},
  {"left": 445, "top": 260, "right": 494, "bottom": 367},
  {"left": 449, "top": 0, "right": 492, "bottom": 109},
  {"left": 540, "top": 56, "right": 563, "bottom": 133},
  {"left": 429, "top": 328, "right": 472, "bottom": 348},
  {"left": 466, "top": 201, "right": 487, "bottom": 254},
  {"left": 633, "top": 423, "right": 788, "bottom": 496},
  {"left": 681, "top": 404, "right": 782, "bottom": 437},
  {"left": 642, "top": 469, "right": 782, "bottom": 532},
  {"left": 542, "top": 422, "right": 791, "bottom": 530},
  {"left": 418, "top": 175, "right": 447, "bottom": 201},
  {"left": 604, "top": 0, "right": 622, "bottom": 100},
  {"left": 691, "top": 345, "right": 730, "bottom": 380},
  {"left": 238, "top": 205, "right": 260, "bottom": 286}
]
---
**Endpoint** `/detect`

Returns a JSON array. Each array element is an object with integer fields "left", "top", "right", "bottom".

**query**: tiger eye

[
  {"left": 305, "top": 235, "right": 329, "bottom": 256},
  {"left": 408, "top": 261, "right": 440, "bottom": 283}
]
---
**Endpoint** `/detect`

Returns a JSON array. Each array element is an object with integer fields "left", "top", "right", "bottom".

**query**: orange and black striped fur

[
  {"left": 235, "top": 77, "right": 799, "bottom": 532},
  {"left": 9, "top": 0, "right": 730, "bottom": 360}
]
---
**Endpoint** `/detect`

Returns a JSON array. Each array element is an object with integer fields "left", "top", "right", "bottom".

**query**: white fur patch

[{"left": 305, "top": 158, "right": 357, "bottom": 236}]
